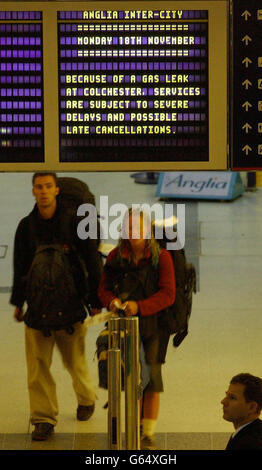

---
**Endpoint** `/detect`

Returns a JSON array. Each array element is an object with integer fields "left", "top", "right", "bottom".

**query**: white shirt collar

[{"left": 232, "top": 420, "right": 256, "bottom": 438}]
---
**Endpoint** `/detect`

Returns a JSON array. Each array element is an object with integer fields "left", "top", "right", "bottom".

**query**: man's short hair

[
  {"left": 32, "top": 172, "right": 58, "bottom": 186},
  {"left": 231, "top": 373, "right": 262, "bottom": 412}
]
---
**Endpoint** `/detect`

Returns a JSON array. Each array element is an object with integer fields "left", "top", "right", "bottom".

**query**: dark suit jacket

[{"left": 226, "top": 419, "right": 262, "bottom": 450}]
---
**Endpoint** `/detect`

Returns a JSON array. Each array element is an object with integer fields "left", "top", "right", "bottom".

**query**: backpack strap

[{"left": 28, "top": 207, "right": 74, "bottom": 249}]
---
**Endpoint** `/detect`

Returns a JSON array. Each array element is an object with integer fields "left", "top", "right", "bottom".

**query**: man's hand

[{"left": 14, "top": 307, "right": 24, "bottom": 322}]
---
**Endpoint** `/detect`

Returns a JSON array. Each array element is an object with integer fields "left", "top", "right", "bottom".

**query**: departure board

[
  {"left": 0, "top": 2, "right": 228, "bottom": 171},
  {"left": 0, "top": 10, "right": 44, "bottom": 163},
  {"left": 58, "top": 9, "right": 209, "bottom": 163}
]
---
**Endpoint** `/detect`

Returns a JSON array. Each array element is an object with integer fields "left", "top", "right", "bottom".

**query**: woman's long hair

[{"left": 117, "top": 208, "right": 161, "bottom": 267}]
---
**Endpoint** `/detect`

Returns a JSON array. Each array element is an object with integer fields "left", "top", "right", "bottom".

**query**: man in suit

[{"left": 221, "top": 373, "right": 262, "bottom": 450}]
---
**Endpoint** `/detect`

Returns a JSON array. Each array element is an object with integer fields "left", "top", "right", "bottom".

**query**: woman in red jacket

[{"left": 98, "top": 208, "right": 175, "bottom": 450}]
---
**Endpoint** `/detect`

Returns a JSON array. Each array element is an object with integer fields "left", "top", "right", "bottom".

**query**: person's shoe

[
  {"left": 140, "top": 434, "right": 156, "bottom": 450},
  {"left": 32, "top": 423, "right": 54, "bottom": 441},
  {"left": 77, "top": 403, "right": 95, "bottom": 421}
]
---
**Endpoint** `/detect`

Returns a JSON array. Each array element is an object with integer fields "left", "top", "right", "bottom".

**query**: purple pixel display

[{"left": 0, "top": 12, "right": 44, "bottom": 162}]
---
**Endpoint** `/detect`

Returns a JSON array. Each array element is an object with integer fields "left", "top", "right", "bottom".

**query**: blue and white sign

[{"left": 156, "top": 172, "right": 244, "bottom": 200}]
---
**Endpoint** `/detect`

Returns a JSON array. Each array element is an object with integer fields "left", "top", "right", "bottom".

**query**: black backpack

[
  {"left": 25, "top": 241, "right": 85, "bottom": 336},
  {"left": 153, "top": 226, "right": 197, "bottom": 347},
  {"left": 57, "top": 177, "right": 102, "bottom": 246}
]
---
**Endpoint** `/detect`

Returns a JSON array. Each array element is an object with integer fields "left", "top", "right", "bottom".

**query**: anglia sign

[{"left": 156, "top": 172, "right": 244, "bottom": 200}]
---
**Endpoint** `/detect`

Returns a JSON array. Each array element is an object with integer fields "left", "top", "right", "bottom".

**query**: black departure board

[
  {"left": 0, "top": 2, "right": 228, "bottom": 170},
  {"left": 58, "top": 9, "right": 209, "bottom": 163},
  {"left": 232, "top": 0, "right": 262, "bottom": 169},
  {"left": 0, "top": 10, "right": 44, "bottom": 163}
]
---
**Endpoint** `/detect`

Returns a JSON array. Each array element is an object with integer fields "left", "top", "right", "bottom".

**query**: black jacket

[
  {"left": 10, "top": 203, "right": 102, "bottom": 317},
  {"left": 225, "top": 419, "right": 262, "bottom": 450}
]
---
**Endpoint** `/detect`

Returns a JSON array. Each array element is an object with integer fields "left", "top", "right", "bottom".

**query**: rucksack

[
  {"left": 57, "top": 177, "right": 102, "bottom": 247},
  {"left": 25, "top": 242, "right": 85, "bottom": 336},
  {"left": 153, "top": 224, "right": 197, "bottom": 347}
]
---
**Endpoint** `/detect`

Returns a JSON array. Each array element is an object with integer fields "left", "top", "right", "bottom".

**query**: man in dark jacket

[
  {"left": 10, "top": 172, "right": 102, "bottom": 441},
  {"left": 221, "top": 373, "right": 262, "bottom": 450}
]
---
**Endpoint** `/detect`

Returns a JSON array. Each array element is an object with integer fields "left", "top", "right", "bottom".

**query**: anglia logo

[{"left": 165, "top": 173, "right": 229, "bottom": 193}]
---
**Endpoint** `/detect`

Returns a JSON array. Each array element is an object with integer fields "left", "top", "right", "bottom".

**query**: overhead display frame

[{"left": 0, "top": 1, "right": 228, "bottom": 171}]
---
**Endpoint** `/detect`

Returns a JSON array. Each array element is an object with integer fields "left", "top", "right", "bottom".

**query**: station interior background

[{"left": 1, "top": 170, "right": 262, "bottom": 450}]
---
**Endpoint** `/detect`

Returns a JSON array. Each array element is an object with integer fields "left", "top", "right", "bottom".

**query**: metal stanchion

[
  {"left": 124, "top": 317, "right": 140, "bottom": 450},
  {"left": 108, "top": 315, "right": 141, "bottom": 450},
  {"left": 108, "top": 316, "right": 121, "bottom": 349},
  {"left": 108, "top": 348, "right": 122, "bottom": 450},
  {"left": 108, "top": 317, "right": 122, "bottom": 450}
]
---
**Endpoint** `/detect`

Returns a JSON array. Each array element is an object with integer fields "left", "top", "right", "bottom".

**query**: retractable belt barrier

[{"left": 108, "top": 313, "right": 141, "bottom": 450}]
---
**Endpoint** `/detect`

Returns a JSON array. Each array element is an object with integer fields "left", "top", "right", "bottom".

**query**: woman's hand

[
  {"left": 122, "top": 301, "right": 138, "bottom": 316},
  {"left": 109, "top": 298, "right": 122, "bottom": 313}
]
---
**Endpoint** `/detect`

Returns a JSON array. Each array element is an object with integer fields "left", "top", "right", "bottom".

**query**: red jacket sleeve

[{"left": 138, "top": 249, "right": 176, "bottom": 317}]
